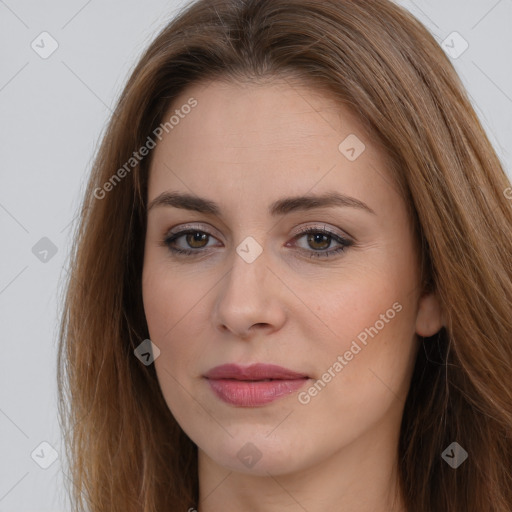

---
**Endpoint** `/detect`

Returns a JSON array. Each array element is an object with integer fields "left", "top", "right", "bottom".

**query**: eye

[
  {"left": 161, "top": 223, "right": 353, "bottom": 259},
  {"left": 162, "top": 227, "right": 221, "bottom": 256},
  {"left": 288, "top": 225, "right": 353, "bottom": 258}
]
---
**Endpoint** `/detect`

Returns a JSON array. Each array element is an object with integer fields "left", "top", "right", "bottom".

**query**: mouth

[{"left": 203, "top": 363, "right": 310, "bottom": 407}]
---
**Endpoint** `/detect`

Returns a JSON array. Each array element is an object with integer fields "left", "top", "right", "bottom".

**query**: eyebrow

[{"left": 147, "top": 191, "right": 376, "bottom": 216}]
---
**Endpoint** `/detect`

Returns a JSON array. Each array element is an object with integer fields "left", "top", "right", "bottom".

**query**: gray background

[{"left": 1, "top": 0, "right": 511, "bottom": 510}]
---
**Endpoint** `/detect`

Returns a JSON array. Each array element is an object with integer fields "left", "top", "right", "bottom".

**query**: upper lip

[{"left": 204, "top": 363, "right": 309, "bottom": 381}]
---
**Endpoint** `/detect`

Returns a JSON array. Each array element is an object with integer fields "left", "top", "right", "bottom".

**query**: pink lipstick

[{"left": 204, "top": 363, "right": 309, "bottom": 407}]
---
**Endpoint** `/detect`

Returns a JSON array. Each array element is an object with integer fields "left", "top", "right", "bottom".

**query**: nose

[{"left": 212, "top": 245, "right": 287, "bottom": 339}]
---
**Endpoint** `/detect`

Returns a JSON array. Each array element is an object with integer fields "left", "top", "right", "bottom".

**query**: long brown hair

[{"left": 57, "top": 0, "right": 512, "bottom": 510}]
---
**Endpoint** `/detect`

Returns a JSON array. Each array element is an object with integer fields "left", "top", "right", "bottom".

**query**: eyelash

[{"left": 162, "top": 225, "right": 353, "bottom": 259}]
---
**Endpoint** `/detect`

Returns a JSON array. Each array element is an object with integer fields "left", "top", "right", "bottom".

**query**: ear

[{"left": 415, "top": 291, "right": 444, "bottom": 337}]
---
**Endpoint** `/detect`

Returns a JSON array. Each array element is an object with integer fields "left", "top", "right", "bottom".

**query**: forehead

[
  {"left": 147, "top": 78, "right": 398, "bottom": 215},
  {"left": 165, "top": 78, "right": 365, "bottom": 150}
]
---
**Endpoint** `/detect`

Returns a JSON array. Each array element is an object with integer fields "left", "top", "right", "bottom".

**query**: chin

[{"left": 198, "top": 429, "right": 318, "bottom": 476}]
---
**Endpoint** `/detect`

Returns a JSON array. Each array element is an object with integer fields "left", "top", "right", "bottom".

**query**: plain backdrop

[{"left": 0, "top": 0, "right": 511, "bottom": 510}]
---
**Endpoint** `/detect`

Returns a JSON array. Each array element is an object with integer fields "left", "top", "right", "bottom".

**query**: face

[{"left": 142, "top": 77, "right": 443, "bottom": 477}]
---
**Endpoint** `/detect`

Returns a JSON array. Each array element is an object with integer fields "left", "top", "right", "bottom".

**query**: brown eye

[
  {"left": 185, "top": 232, "right": 209, "bottom": 248},
  {"left": 163, "top": 229, "right": 220, "bottom": 256},
  {"left": 290, "top": 227, "right": 353, "bottom": 259},
  {"left": 306, "top": 232, "right": 332, "bottom": 251}
]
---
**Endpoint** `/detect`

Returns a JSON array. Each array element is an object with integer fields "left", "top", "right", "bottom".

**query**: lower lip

[{"left": 206, "top": 378, "right": 308, "bottom": 406}]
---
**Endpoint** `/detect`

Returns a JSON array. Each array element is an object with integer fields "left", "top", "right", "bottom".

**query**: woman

[{"left": 57, "top": 0, "right": 512, "bottom": 510}]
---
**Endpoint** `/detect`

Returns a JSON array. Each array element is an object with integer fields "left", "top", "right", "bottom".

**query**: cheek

[
  {"left": 303, "top": 266, "right": 406, "bottom": 344},
  {"left": 142, "top": 257, "right": 210, "bottom": 368},
  {"left": 300, "top": 262, "right": 418, "bottom": 399},
  {"left": 142, "top": 262, "right": 212, "bottom": 424}
]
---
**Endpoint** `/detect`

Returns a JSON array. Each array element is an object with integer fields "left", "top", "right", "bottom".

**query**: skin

[{"left": 142, "top": 77, "right": 444, "bottom": 512}]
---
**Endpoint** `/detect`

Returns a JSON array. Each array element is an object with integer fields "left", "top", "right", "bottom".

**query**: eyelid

[
  {"left": 164, "top": 221, "right": 352, "bottom": 243},
  {"left": 165, "top": 222, "right": 224, "bottom": 240},
  {"left": 290, "top": 222, "right": 353, "bottom": 241}
]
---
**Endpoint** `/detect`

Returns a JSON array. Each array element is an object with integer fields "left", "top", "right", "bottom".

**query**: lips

[
  {"left": 204, "top": 363, "right": 308, "bottom": 381},
  {"left": 204, "top": 363, "right": 309, "bottom": 407}
]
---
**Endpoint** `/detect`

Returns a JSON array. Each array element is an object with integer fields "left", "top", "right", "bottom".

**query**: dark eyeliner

[{"left": 161, "top": 225, "right": 353, "bottom": 258}]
